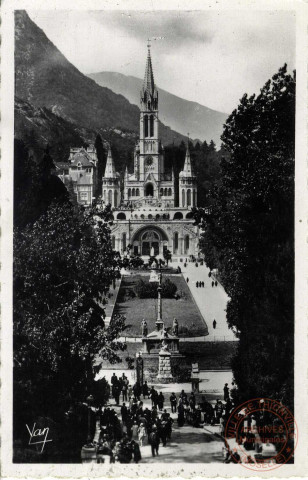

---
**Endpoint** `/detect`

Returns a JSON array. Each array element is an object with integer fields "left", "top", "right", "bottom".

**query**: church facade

[{"left": 103, "top": 46, "right": 200, "bottom": 258}]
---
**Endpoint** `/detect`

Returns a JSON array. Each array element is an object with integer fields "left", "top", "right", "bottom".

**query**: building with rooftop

[{"left": 108, "top": 45, "right": 199, "bottom": 257}]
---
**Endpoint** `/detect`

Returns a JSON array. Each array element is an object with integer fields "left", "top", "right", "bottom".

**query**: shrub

[{"left": 134, "top": 278, "right": 177, "bottom": 298}]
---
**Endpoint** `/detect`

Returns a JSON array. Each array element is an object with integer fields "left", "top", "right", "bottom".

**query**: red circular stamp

[{"left": 224, "top": 398, "right": 298, "bottom": 471}]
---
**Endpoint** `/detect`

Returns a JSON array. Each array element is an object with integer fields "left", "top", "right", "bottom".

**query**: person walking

[
  {"left": 122, "top": 374, "right": 129, "bottom": 402},
  {"left": 189, "top": 392, "right": 196, "bottom": 410},
  {"left": 196, "top": 281, "right": 199, "bottom": 288},
  {"left": 142, "top": 380, "right": 149, "bottom": 399},
  {"left": 223, "top": 383, "right": 229, "bottom": 401},
  {"left": 149, "top": 426, "right": 160, "bottom": 457},
  {"left": 121, "top": 403, "right": 128, "bottom": 423},
  {"left": 215, "top": 280, "right": 218, "bottom": 287},
  {"left": 137, "top": 422, "right": 147, "bottom": 447},
  {"left": 170, "top": 392, "right": 177, "bottom": 413},
  {"left": 213, "top": 319, "right": 217, "bottom": 329},
  {"left": 186, "top": 277, "right": 189, "bottom": 283},
  {"left": 212, "top": 281, "right": 214, "bottom": 287},
  {"left": 157, "top": 392, "right": 165, "bottom": 411},
  {"left": 177, "top": 401, "right": 185, "bottom": 427}
]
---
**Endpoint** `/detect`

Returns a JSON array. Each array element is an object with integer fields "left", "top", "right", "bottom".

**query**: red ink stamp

[{"left": 224, "top": 398, "right": 298, "bottom": 471}]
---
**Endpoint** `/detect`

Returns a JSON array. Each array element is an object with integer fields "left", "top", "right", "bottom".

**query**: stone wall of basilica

[{"left": 110, "top": 220, "right": 199, "bottom": 257}]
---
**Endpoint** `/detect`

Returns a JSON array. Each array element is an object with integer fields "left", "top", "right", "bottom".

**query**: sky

[{"left": 28, "top": 9, "right": 295, "bottom": 114}]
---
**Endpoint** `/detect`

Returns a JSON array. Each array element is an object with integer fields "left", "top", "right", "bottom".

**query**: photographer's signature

[{"left": 26, "top": 423, "right": 52, "bottom": 452}]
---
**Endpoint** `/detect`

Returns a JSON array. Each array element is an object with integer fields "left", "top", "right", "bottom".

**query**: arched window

[
  {"left": 134, "top": 214, "right": 138, "bottom": 219},
  {"left": 103, "top": 190, "right": 106, "bottom": 202},
  {"left": 186, "top": 212, "right": 194, "bottom": 219},
  {"left": 122, "top": 233, "right": 127, "bottom": 251},
  {"left": 114, "top": 190, "right": 118, "bottom": 207},
  {"left": 144, "top": 115, "right": 148, "bottom": 137},
  {"left": 168, "top": 188, "right": 172, "bottom": 196},
  {"left": 112, "top": 236, "right": 115, "bottom": 249},
  {"left": 156, "top": 214, "right": 160, "bottom": 220},
  {"left": 160, "top": 188, "right": 164, "bottom": 196},
  {"left": 117, "top": 212, "right": 126, "bottom": 220},
  {"left": 173, "top": 212, "right": 183, "bottom": 220},
  {"left": 187, "top": 189, "right": 191, "bottom": 207},
  {"left": 132, "top": 188, "right": 136, "bottom": 196},
  {"left": 108, "top": 190, "right": 112, "bottom": 204},
  {"left": 150, "top": 115, "right": 154, "bottom": 137},
  {"left": 128, "top": 188, "right": 131, "bottom": 198},
  {"left": 141, "top": 214, "right": 145, "bottom": 219},
  {"left": 182, "top": 189, "right": 185, "bottom": 207},
  {"left": 136, "top": 188, "right": 140, "bottom": 196},
  {"left": 148, "top": 214, "right": 153, "bottom": 219},
  {"left": 193, "top": 190, "right": 197, "bottom": 206},
  {"left": 173, "top": 232, "right": 179, "bottom": 254},
  {"left": 164, "top": 188, "right": 167, "bottom": 196},
  {"left": 185, "top": 235, "right": 190, "bottom": 253},
  {"left": 145, "top": 183, "right": 154, "bottom": 196}
]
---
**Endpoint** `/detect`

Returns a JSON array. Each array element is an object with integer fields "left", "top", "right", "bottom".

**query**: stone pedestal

[{"left": 157, "top": 350, "right": 174, "bottom": 383}]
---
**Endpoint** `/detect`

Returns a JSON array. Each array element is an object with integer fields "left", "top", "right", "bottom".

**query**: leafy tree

[
  {"left": 14, "top": 201, "right": 127, "bottom": 425},
  {"left": 94, "top": 133, "right": 106, "bottom": 197},
  {"left": 194, "top": 65, "right": 295, "bottom": 407},
  {"left": 14, "top": 139, "right": 69, "bottom": 228}
]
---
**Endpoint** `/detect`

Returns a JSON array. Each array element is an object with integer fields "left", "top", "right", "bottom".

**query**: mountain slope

[
  {"left": 88, "top": 71, "right": 228, "bottom": 145},
  {"left": 14, "top": 97, "right": 91, "bottom": 162},
  {"left": 15, "top": 11, "right": 186, "bottom": 149}
]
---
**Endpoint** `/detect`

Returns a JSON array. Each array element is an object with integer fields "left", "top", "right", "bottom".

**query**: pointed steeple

[
  {"left": 104, "top": 146, "right": 116, "bottom": 178},
  {"left": 180, "top": 142, "right": 193, "bottom": 177},
  {"left": 143, "top": 42, "right": 155, "bottom": 95},
  {"left": 140, "top": 41, "right": 158, "bottom": 111}
]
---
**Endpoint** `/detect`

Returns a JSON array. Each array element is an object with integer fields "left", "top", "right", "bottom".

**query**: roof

[{"left": 70, "top": 149, "right": 94, "bottom": 167}]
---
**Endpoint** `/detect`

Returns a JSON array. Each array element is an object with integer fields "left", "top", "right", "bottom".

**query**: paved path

[
  {"left": 140, "top": 422, "right": 224, "bottom": 463},
  {"left": 180, "top": 262, "right": 237, "bottom": 341},
  {"left": 103, "top": 395, "right": 225, "bottom": 464}
]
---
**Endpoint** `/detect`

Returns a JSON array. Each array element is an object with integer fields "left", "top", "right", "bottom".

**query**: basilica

[
  {"left": 60, "top": 45, "right": 200, "bottom": 258},
  {"left": 104, "top": 46, "right": 199, "bottom": 258}
]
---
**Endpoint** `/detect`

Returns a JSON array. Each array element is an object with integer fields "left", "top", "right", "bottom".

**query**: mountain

[
  {"left": 88, "top": 72, "right": 228, "bottom": 145},
  {"left": 15, "top": 97, "right": 91, "bottom": 162},
  {"left": 14, "top": 10, "right": 187, "bottom": 163}
]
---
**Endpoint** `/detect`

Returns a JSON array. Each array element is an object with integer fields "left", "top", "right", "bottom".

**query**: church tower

[
  {"left": 102, "top": 146, "right": 120, "bottom": 207},
  {"left": 138, "top": 42, "right": 164, "bottom": 188},
  {"left": 179, "top": 143, "right": 197, "bottom": 208}
]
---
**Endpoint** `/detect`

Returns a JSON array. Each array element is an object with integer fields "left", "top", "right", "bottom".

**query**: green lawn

[{"left": 114, "top": 274, "right": 208, "bottom": 337}]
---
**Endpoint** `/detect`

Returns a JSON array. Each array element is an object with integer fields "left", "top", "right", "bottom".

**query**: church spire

[
  {"left": 181, "top": 141, "right": 193, "bottom": 177},
  {"left": 104, "top": 146, "right": 116, "bottom": 178},
  {"left": 143, "top": 40, "right": 155, "bottom": 95},
  {"left": 140, "top": 41, "right": 158, "bottom": 111}
]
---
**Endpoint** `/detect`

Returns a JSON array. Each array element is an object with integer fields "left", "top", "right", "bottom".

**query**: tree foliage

[
  {"left": 134, "top": 278, "right": 177, "bottom": 298},
  {"left": 164, "top": 139, "right": 228, "bottom": 207},
  {"left": 14, "top": 202, "right": 127, "bottom": 413},
  {"left": 194, "top": 65, "right": 295, "bottom": 407}
]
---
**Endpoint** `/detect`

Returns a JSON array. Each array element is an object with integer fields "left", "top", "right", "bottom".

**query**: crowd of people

[
  {"left": 90, "top": 373, "right": 236, "bottom": 464},
  {"left": 94, "top": 375, "right": 175, "bottom": 463}
]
